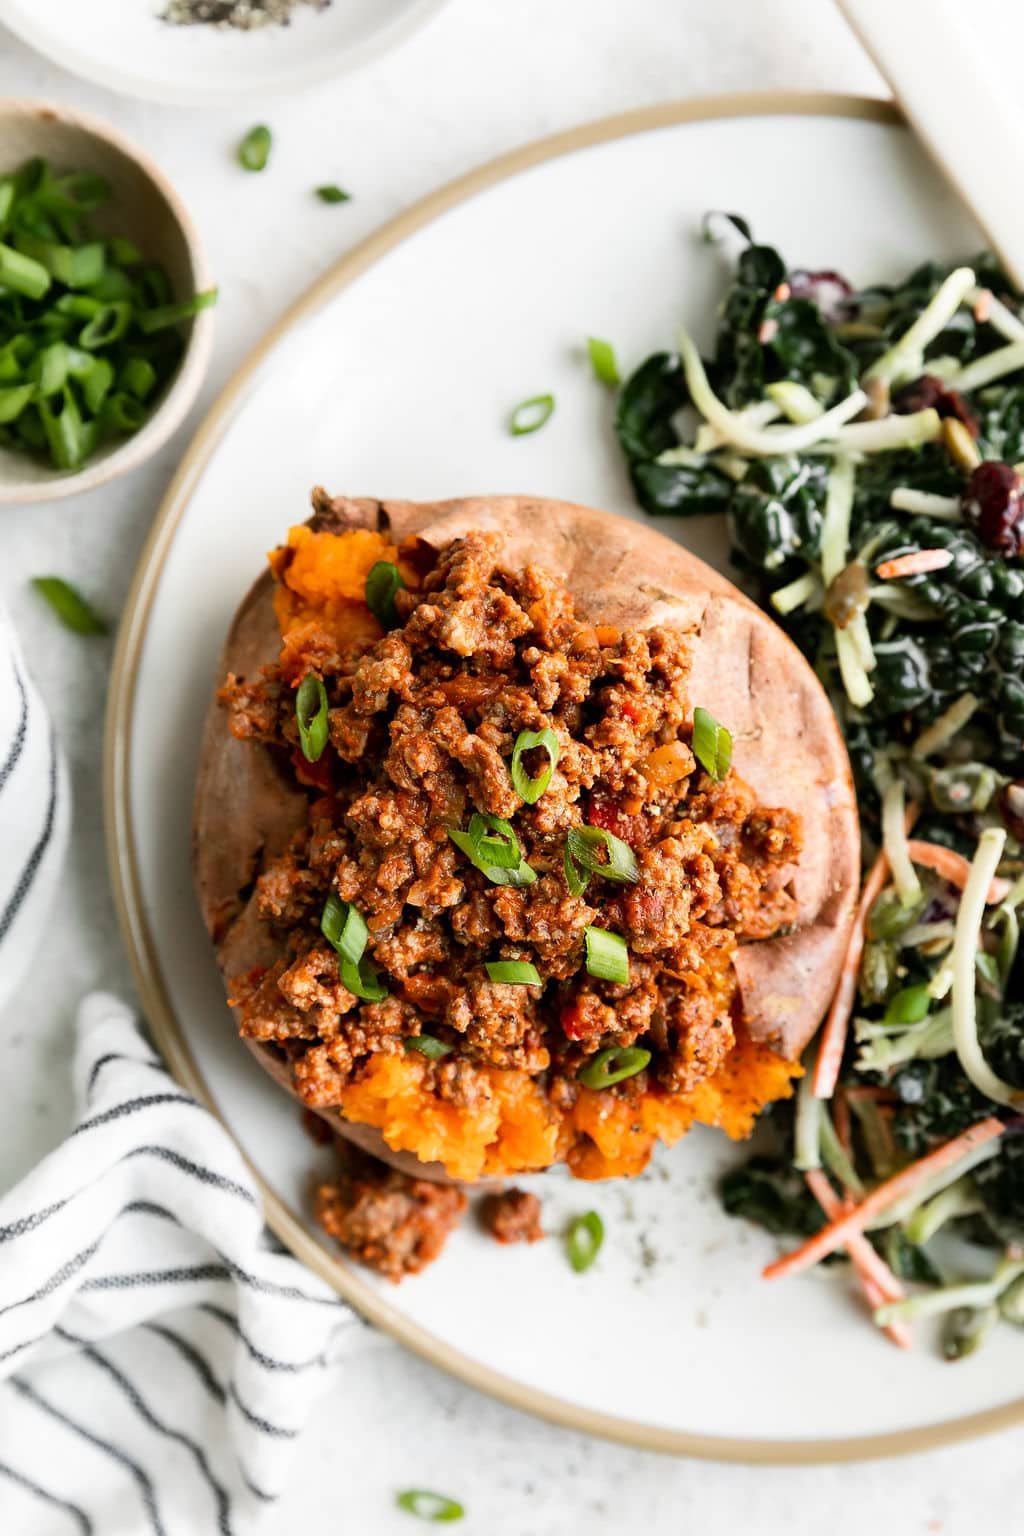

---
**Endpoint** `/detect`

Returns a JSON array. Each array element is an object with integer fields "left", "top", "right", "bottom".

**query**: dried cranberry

[
  {"left": 961, "top": 462, "right": 1024, "bottom": 557},
  {"left": 892, "top": 374, "right": 979, "bottom": 437},
  {"left": 786, "top": 269, "right": 853, "bottom": 324},
  {"left": 999, "top": 781, "right": 1024, "bottom": 843}
]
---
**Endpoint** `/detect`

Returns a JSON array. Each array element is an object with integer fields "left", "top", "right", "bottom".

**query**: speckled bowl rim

[
  {"left": 0, "top": 97, "right": 213, "bottom": 506},
  {"left": 104, "top": 91, "right": 1024, "bottom": 1463}
]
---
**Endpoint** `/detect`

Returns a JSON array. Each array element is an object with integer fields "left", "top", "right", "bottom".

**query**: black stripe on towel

[
  {"left": 8, "top": 1375, "right": 167, "bottom": 1536},
  {"left": 0, "top": 662, "right": 28, "bottom": 793},
  {"left": 55, "top": 1330, "right": 235, "bottom": 1536},
  {"left": 81, "top": 1257, "right": 337, "bottom": 1307},
  {"left": 71, "top": 1094, "right": 197, "bottom": 1137},
  {"left": 198, "top": 1303, "right": 327, "bottom": 1374},
  {"left": 143, "top": 1322, "right": 226, "bottom": 1405},
  {"left": 0, "top": 1239, "right": 101, "bottom": 1318},
  {"left": 0, "top": 1456, "right": 93, "bottom": 1534},
  {"left": 226, "top": 1384, "right": 298, "bottom": 1440},
  {"left": 0, "top": 727, "right": 58, "bottom": 944},
  {"left": 87, "top": 1050, "right": 163, "bottom": 1096},
  {"left": 0, "top": 1196, "right": 69, "bottom": 1243},
  {"left": 124, "top": 1146, "right": 256, "bottom": 1204}
]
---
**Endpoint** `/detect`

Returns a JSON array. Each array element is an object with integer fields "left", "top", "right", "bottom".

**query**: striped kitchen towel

[
  {"left": 0, "top": 605, "right": 69, "bottom": 1007},
  {"left": 0, "top": 618, "right": 358, "bottom": 1533},
  {"left": 0, "top": 993, "right": 359, "bottom": 1535}
]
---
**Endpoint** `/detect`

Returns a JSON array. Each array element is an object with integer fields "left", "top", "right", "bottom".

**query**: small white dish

[
  {"left": 0, "top": 98, "right": 213, "bottom": 506},
  {"left": 0, "top": 0, "right": 452, "bottom": 107},
  {"left": 107, "top": 94, "right": 1024, "bottom": 1461}
]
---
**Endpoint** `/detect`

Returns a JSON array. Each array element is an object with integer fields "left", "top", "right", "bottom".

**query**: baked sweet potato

[{"left": 193, "top": 493, "right": 859, "bottom": 1184}]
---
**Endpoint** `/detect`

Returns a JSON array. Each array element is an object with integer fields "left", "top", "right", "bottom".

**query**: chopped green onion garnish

[
  {"left": 566, "top": 1210, "right": 605, "bottom": 1272},
  {"left": 510, "top": 727, "right": 559, "bottom": 804},
  {"left": 137, "top": 287, "right": 219, "bottom": 335},
  {"left": 296, "top": 673, "right": 329, "bottom": 762},
  {"left": 563, "top": 843, "right": 590, "bottom": 897},
  {"left": 395, "top": 1489, "right": 464, "bottom": 1522},
  {"left": 565, "top": 825, "right": 638, "bottom": 884},
  {"left": 31, "top": 576, "right": 107, "bottom": 635},
  {"left": 577, "top": 1044, "right": 649, "bottom": 1089},
  {"left": 120, "top": 356, "right": 158, "bottom": 400},
  {"left": 508, "top": 393, "right": 555, "bottom": 436},
  {"left": 582, "top": 926, "right": 630, "bottom": 985},
  {"left": 691, "top": 707, "right": 732, "bottom": 781},
  {"left": 484, "top": 960, "right": 542, "bottom": 986},
  {"left": 364, "top": 561, "right": 405, "bottom": 628},
  {"left": 0, "top": 241, "right": 50, "bottom": 300},
  {"left": 316, "top": 185, "right": 351, "bottom": 204},
  {"left": 78, "top": 301, "right": 132, "bottom": 350},
  {"left": 449, "top": 814, "right": 536, "bottom": 887},
  {"left": 0, "top": 384, "right": 33, "bottom": 424},
  {"left": 320, "top": 894, "right": 388, "bottom": 1002},
  {"left": 586, "top": 336, "right": 620, "bottom": 388},
  {"left": 405, "top": 1035, "right": 454, "bottom": 1060},
  {"left": 238, "top": 125, "right": 272, "bottom": 173}
]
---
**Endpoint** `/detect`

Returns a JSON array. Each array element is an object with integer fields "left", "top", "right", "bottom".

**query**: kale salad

[{"left": 614, "top": 216, "right": 1024, "bottom": 1359}]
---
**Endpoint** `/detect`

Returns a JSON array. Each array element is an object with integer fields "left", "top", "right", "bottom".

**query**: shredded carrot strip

[
  {"left": 906, "top": 839, "right": 1010, "bottom": 905},
  {"left": 804, "top": 1170, "right": 912, "bottom": 1348},
  {"left": 813, "top": 806, "right": 920, "bottom": 1101},
  {"left": 765, "top": 1116, "right": 1005, "bottom": 1281},
  {"left": 875, "top": 549, "right": 955, "bottom": 579}
]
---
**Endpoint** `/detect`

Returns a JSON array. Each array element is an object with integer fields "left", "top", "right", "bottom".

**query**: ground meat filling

[
  {"left": 481, "top": 1188, "right": 544, "bottom": 1245},
  {"left": 223, "top": 528, "right": 802, "bottom": 1171},
  {"left": 315, "top": 1156, "right": 467, "bottom": 1282}
]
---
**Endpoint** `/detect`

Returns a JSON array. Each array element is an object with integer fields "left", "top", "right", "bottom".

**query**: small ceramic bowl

[{"left": 0, "top": 98, "right": 214, "bottom": 505}]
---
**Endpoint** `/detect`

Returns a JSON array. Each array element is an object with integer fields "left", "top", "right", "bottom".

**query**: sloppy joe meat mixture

[{"left": 220, "top": 501, "right": 804, "bottom": 1271}]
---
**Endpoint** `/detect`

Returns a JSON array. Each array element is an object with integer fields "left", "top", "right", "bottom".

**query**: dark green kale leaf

[
  {"left": 974, "top": 1135, "right": 1024, "bottom": 1247},
  {"left": 614, "top": 351, "right": 685, "bottom": 463},
  {"left": 629, "top": 458, "right": 734, "bottom": 519},
  {"left": 719, "top": 1155, "right": 825, "bottom": 1238},
  {"left": 889, "top": 1058, "right": 993, "bottom": 1158},
  {"left": 726, "top": 456, "right": 828, "bottom": 572}
]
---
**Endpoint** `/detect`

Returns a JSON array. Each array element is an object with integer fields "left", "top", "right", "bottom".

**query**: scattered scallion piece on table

[
  {"left": 364, "top": 560, "right": 405, "bottom": 628},
  {"left": 508, "top": 393, "right": 554, "bottom": 436},
  {"left": 31, "top": 576, "right": 107, "bottom": 635},
  {"left": 484, "top": 960, "right": 541, "bottom": 986},
  {"left": 395, "top": 1489, "right": 465, "bottom": 1523},
  {"left": 566, "top": 1210, "right": 605, "bottom": 1273},
  {"left": 691, "top": 706, "right": 732, "bottom": 781},
  {"left": 316, "top": 185, "right": 351, "bottom": 204},
  {"left": 295, "top": 673, "right": 329, "bottom": 762},
  {"left": 510, "top": 727, "right": 559, "bottom": 804},
  {"left": 238, "top": 125, "right": 273, "bottom": 172},
  {"left": 577, "top": 1043, "right": 649, "bottom": 1088},
  {"left": 586, "top": 336, "right": 620, "bottom": 387},
  {"left": 582, "top": 927, "right": 630, "bottom": 985}
]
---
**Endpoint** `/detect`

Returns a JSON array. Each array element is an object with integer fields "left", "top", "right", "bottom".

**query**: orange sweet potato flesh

[{"left": 192, "top": 493, "right": 859, "bottom": 1184}]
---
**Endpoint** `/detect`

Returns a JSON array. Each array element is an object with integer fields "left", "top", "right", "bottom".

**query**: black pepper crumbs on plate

[{"left": 162, "top": 0, "right": 330, "bottom": 27}]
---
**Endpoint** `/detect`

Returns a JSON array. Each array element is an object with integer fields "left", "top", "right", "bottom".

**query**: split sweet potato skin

[{"left": 193, "top": 493, "right": 859, "bottom": 1183}]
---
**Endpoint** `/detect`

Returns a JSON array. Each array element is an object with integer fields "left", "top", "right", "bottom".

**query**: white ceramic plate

[
  {"left": 0, "top": 0, "right": 449, "bottom": 106},
  {"left": 106, "top": 95, "right": 1024, "bottom": 1461}
]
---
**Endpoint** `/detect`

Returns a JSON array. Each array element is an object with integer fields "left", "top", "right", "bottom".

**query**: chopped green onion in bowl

[{"left": 0, "top": 156, "right": 217, "bottom": 474}]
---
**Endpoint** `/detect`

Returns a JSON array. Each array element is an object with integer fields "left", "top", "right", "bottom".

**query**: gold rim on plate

[{"left": 105, "top": 90, "right": 1021, "bottom": 1462}]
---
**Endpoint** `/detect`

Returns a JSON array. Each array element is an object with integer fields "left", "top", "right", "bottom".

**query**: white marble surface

[{"left": 1, "top": 1, "right": 1023, "bottom": 1530}]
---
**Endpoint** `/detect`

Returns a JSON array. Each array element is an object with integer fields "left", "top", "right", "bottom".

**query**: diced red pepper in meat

[
  {"left": 586, "top": 794, "right": 653, "bottom": 848},
  {"left": 292, "top": 745, "right": 334, "bottom": 792}
]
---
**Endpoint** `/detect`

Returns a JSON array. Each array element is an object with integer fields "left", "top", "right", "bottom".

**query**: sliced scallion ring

[
  {"left": 405, "top": 1035, "right": 453, "bottom": 1060},
  {"left": 565, "top": 824, "right": 638, "bottom": 884},
  {"left": 508, "top": 393, "right": 554, "bottom": 436},
  {"left": 563, "top": 844, "right": 590, "bottom": 898},
  {"left": 484, "top": 960, "right": 542, "bottom": 985},
  {"left": 339, "top": 954, "right": 389, "bottom": 1003},
  {"left": 582, "top": 926, "right": 630, "bottom": 985},
  {"left": 365, "top": 560, "right": 405, "bottom": 628},
  {"left": 586, "top": 336, "right": 620, "bottom": 387},
  {"left": 566, "top": 1210, "right": 605, "bottom": 1272},
  {"left": 320, "top": 895, "right": 388, "bottom": 1002},
  {"left": 448, "top": 814, "right": 536, "bottom": 887},
  {"left": 510, "top": 727, "right": 559, "bottom": 804},
  {"left": 691, "top": 707, "right": 732, "bottom": 781},
  {"left": 395, "top": 1489, "right": 464, "bottom": 1522},
  {"left": 577, "top": 1043, "right": 649, "bottom": 1088},
  {"left": 238, "top": 124, "right": 272, "bottom": 172},
  {"left": 295, "top": 673, "right": 329, "bottom": 762},
  {"left": 31, "top": 575, "right": 107, "bottom": 635}
]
